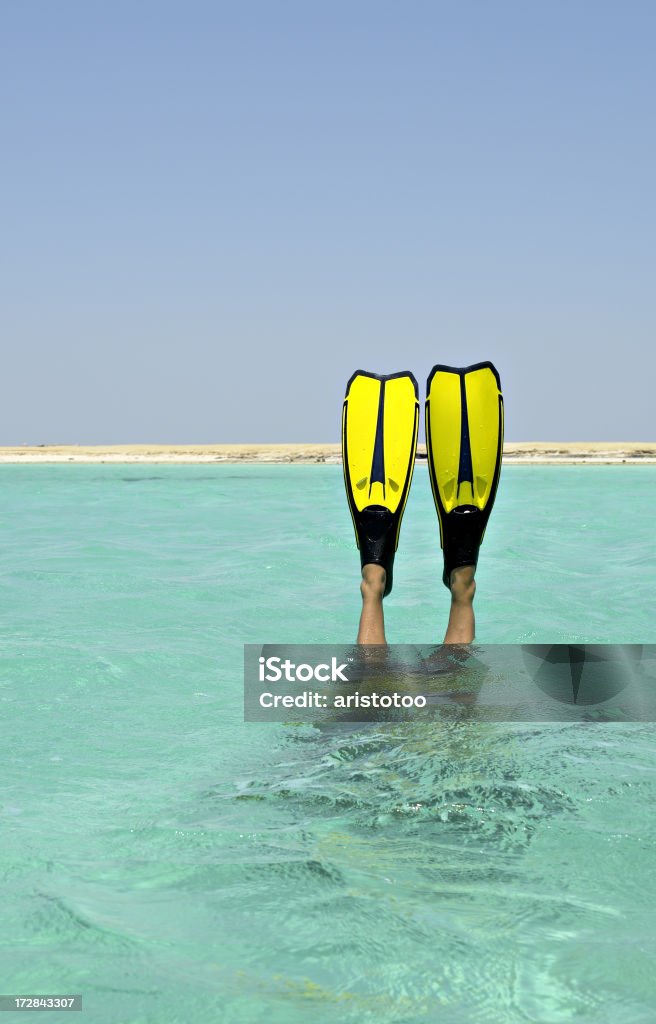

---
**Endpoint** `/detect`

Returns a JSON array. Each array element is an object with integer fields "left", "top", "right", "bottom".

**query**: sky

[{"left": 2, "top": 1, "right": 655, "bottom": 443}]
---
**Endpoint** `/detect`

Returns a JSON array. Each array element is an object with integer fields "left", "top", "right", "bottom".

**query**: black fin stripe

[
  {"left": 457, "top": 372, "right": 473, "bottom": 486},
  {"left": 370, "top": 378, "right": 386, "bottom": 496}
]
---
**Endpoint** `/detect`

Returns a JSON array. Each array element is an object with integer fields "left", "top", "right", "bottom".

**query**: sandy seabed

[{"left": 0, "top": 443, "right": 655, "bottom": 464}]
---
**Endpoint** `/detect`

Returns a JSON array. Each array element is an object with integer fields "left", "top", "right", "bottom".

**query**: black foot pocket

[
  {"left": 442, "top": 505, "right": 487, "bottom": 588},
  {"left": 356, "top": 505, "right": 398, "bottom": 597}
]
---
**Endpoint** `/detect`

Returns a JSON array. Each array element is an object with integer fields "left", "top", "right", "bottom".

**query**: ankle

[
  {"left": 360, "top": 564, "right": 386, "bottom": 601},
  {"left": 449, "top": 566, "right": 476, "bottom": 604}
]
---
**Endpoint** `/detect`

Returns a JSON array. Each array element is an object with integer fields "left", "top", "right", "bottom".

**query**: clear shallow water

[{"left": 1, "top": 465, "right": 655, "bottom": 1023}]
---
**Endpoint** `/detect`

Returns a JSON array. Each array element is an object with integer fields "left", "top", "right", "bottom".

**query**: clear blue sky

[{"left": 3, "top": 1, "right": 655, "bottom": 442}]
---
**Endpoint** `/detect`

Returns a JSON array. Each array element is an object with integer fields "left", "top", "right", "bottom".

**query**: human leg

[
  {"left": 356, "top": 564, "right": 387, "bottom": 644},
  {"left": 442, "top": 565, "right": 476, "bottom": 644}
]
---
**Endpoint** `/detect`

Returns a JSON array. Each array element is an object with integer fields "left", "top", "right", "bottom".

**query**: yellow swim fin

[
  {"left": 342, "top": 371, "right": 419, "bottom": 596},
  {"left": 425, "top": 362, "right": 504, "bottom": 587}
]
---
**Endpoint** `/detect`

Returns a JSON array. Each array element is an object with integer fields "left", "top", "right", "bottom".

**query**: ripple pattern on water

[{"left": 1, "top": 466, "right": 655, "bottom": 1022}]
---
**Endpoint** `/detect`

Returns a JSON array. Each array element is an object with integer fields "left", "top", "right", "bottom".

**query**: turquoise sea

[{"left": 2, "top": 464, "right": 655, "bottom": 1023}]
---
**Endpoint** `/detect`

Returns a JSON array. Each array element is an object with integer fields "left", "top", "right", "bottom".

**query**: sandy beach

[{"left": 0, "top": 442, "right": 655, "bottom": 464}]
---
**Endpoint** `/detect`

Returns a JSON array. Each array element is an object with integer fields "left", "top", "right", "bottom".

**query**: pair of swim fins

[{"left": 342, "top": 362, "right": 504, "bottom": 595}]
